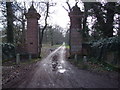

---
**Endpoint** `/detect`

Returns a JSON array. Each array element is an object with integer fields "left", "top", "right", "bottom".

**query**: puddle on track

[
  {"left": 58, "top": 69, "right": 66, "bottom": 73},
  {"left": 57, "top": 66, "right": 62, "bottom": 69}
]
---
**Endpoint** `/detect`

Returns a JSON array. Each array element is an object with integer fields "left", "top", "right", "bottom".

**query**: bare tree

[
  {"left": 1, "top": 1, "right": 27, "bottom": 45},
  {"left": 33, "top": 1, "right": 56, "bottom": 56},
  {"left": 62, "top": 0, "right": 72, "bottom": 12}
]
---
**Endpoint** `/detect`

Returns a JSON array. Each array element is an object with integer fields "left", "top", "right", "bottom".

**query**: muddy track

[{"left": 3, "top": 46, "right": 119, "bottom": 88}]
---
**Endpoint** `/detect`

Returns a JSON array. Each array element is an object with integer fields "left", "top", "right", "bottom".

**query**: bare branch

[
  {"left": 62, "top": 5, "right": 69, "bottom": 12},
  {"left": 39, "top": 2, "right": 49, "bottom": 47},
  {"left": 66, "top": 1, "right": 72, "bottom": 11}
]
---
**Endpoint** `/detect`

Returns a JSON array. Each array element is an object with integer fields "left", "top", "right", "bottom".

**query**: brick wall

[{"left": 25, "top": 5, "right": 40, "bottom": 57}]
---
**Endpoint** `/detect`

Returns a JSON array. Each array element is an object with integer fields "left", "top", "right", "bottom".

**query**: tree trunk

[
  {"left": 22, "top": 14, "right": 25, "bottom": 44},
  {"left": 39, "top": 2, "right": 49, "bottom": 57},
  {"left": 105, "top": 2, "right": 115, "bottom": 37},
  {"left": 6, "top": 2, "right": 14, "bottom": 43},
  {"left": 49, "top": 28, "right": 53, "bottom": 46},
  {"left": 83, "top": 2, "right": 89, "bottom": 41}
]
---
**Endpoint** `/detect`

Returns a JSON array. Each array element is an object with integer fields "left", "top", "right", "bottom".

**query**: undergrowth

[{"left": 69, "top": 58, "right": 120, "bottom": 73}]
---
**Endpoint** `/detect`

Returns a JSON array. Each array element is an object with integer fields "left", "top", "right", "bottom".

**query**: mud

[{"left": 3, "top": 46, "right": 119, "bottom": 88}]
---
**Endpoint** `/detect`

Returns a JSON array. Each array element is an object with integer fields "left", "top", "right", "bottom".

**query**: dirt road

[{"left": 8, "top": 46, "right": 119, "bottom": 88}]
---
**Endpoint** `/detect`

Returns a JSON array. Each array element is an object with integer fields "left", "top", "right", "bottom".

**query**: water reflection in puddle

[
  {"left": 58, "top": 69, "right": 66, "bottom": 73},
  {"left": 61, "top": 60, "right": 65, "bottom": 63},
  {"left": 58, "top": 66, "right": 62, "bottom": 69}
]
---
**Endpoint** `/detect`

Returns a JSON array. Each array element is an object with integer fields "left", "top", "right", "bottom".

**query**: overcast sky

[
  {"left": 0, "top": 0, "right": 84, "bottom": 31},
  {"left": 0, "top": 0, "right": 108, "bottom": 31},
  {"left": 0, "top": 0, "right": 119, "bottom": 36},
  {"left": 23, "top": 0, "right": 84, "bottom": 30},
  {"left": 47, "top": 0, "right": 84, "bottom": 29}
]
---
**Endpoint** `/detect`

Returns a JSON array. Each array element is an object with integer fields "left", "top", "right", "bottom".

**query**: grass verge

[
  {"left": 69, "top": 58, "right": 120, "bottom": 73},
  {"left": 20, "top": 58, "right": 41, "bottom": 65}
]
